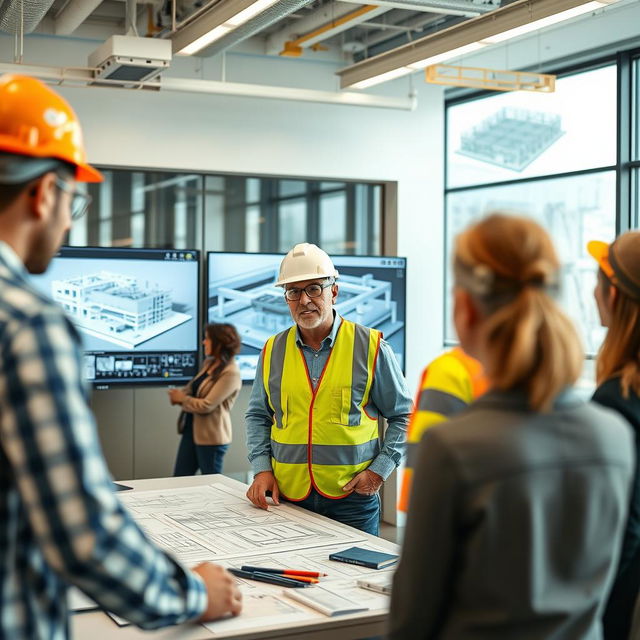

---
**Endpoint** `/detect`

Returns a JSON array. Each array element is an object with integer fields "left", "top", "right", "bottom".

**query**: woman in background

[
  {"left": 588, "top": 232, "right": 640, "bottom": 640},
  {"left": 389, "top": 213, "right": 634, "bottom": 640},
  {"left": 169, "top": 323, "right": 242, "bottom": 476}
]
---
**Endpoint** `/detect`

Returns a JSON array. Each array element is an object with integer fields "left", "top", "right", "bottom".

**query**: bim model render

[{"left": 29, "top": 247, "right": 200, "bottom": 387}]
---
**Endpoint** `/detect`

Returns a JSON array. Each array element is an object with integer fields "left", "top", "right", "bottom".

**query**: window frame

[{"left": 443, "top": 50, "right": 640, "bottom": 349}]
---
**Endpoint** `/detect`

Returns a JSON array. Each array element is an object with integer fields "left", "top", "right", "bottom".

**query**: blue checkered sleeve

[{"left": 0, "top": 307, "right": 207, "bottom": 629}]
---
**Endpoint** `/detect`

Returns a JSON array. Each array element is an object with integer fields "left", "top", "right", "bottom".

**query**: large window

[
  {"left": 445, "top": 63, "right": 619, "bottom": 354},
  {"left": 447, "top": 66, "right": 617, "bottom": 189},
  {"left": 74, "top": 171, "right": 384, "bottom": 257},
  {"left": 445, "top": 172, "right": 615, "bottom": 352}
]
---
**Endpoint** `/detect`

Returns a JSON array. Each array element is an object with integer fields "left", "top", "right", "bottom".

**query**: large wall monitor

[
  {"left": 29, "top": 247, "right": 200, "bottom": 387},
  {"left": 207, "top": 252, "right": 406, "bottom": 382}
]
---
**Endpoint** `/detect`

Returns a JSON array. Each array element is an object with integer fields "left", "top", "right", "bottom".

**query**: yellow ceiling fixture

[
  {"left": 337, "top": 0, "right": 621, "bottom": 89},
  {"left": 425, "top": 64, "right": 556, "bottom": 92}
]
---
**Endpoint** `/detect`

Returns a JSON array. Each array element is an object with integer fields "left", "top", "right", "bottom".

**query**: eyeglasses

[
  {"left": 284, "top": 280, "right": 334, "bottom": 302},
  {"left": 54, "top": 177, "right": 92, "bottom": 221}
]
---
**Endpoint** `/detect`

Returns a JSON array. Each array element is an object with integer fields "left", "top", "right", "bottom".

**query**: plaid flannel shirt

[{"left": 0, "top": 242, "right": 206, "bottom": 639}]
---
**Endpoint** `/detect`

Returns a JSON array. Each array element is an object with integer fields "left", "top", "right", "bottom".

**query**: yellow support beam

[{"left": 280, "top": 5, "right": 380, "bottom": 57}]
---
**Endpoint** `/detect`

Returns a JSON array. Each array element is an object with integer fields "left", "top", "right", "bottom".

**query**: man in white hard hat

[
  {"left": 245, "top": 243, "right": 412, "bottom": 535},
  {"left": 0, "top": 75, "right": 241, "bottom": 640}
]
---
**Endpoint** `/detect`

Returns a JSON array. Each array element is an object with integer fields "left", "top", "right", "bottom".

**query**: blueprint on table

[{"left": 119, "top": 482, "right": 366, "bottom": 565}]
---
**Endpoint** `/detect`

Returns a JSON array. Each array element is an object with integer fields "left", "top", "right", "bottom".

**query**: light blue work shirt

[{"left": 245, "top": 311, "right": 412, "bottom": 480}]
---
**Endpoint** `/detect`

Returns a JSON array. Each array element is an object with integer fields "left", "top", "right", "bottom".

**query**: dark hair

[
  {"left": 0, "top": 181, "right": 28, "bottom": 211},
  {"left": 597, "top": 268, "right": 640, "bottom": 396},
  {"left": 205, "top": 323, "right": 241, "bottom": 380},
  {"left": 0, "top": 157, "right": 75, "bottom": 211}
]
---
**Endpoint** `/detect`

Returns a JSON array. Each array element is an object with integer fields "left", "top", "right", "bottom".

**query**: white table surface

[{"left": 72, "top": 474, "right": 399, "bottom": 639}]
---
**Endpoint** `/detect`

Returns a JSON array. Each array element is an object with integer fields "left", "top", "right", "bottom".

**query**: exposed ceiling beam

[
  {"left": 195, "top": 0, "right": 316, "bottom": 57},
  {"left": 337, "top": 0, "right": 619, "bottom": 89},
  {"left": 335, "top": 0, "right": 496, "bottom": 16}
]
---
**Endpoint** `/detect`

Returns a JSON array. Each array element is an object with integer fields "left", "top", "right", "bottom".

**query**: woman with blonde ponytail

[
  {"left": 588, "top": 231, "right": 640, "bottom": 640},
  {"left": 389, "top": 213, "right": 634, "bottom": 640}
]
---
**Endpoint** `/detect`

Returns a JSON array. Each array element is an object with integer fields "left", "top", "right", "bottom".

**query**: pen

[
  {"left": 228, "top": 568, "right": 311, "bottom": 588},
  {"left": 275, "top": 575, "right": 319, "bottom": 584},
  {"left": 240, "top": 566, "right": 327, "bottom": 578}
]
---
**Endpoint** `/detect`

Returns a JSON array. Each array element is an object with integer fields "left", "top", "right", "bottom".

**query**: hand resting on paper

[
  {"left": 246, "top": 471, "right": 280, "bottom": 510},
  {"left": 192, "top": 563, "right": 242, "bottom": 621},
  {"left": 343, "top": 469, "right": 383, "bottom": 496}
]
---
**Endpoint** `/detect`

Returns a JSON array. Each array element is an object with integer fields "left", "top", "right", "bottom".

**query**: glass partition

[{"left": 70, "top": 170, "right": 383, "bottom": 257}]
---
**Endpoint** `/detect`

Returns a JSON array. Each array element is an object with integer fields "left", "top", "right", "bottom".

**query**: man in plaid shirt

[{"left": 0, "top": 74, "right": 242, "bottom": 639}]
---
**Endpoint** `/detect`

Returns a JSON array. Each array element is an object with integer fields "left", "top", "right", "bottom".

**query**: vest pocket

[{"left": 330, "top": 387, "right": 351, "bottom": 425}]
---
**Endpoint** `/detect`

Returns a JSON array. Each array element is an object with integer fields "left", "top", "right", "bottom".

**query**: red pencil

[{"left": 241, "top": 566, "right": 327, "bottom": 578}]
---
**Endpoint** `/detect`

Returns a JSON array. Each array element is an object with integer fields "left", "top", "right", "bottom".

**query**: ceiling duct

[
  {"left": 192, "top": 0, "right": 316, "bottom": 57},
  {"left": 54, "top": 0, "right": 104, "bottom": 36},
  {"left": 0, "top": 0, "right": 55, "bottom": 34}
]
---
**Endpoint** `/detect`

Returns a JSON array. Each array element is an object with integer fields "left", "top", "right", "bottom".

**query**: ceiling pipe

[
  {"left": 362, "top": 12, "right": 445, "bottom": 46},
  {"left": 265, "top": 1, "right": 363, "bottom": 55},
  {"left": 0, "top": 61, "right": 417, "bottom": 110},
  {"left": 126, "top": 0, "right": 139, "bottom": 36},
  {"left": 54, "top": 0, "right": 103, "bottom": 35},
  {"left": 279, "top": 4, "right": 391, "bottom": 56},
  {"left": 336, "top": 0, "right": 495, "bottom": 16}
]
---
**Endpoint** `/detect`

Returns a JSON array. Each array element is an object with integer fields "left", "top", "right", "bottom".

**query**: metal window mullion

[
  {"left": 445, "top": 165, "right": 618, "bottom": 195},
  {"left": 617, "top": 51, "right": 632, "bottom": 235},
  {"left": 345, "top": 184, "right": 356, "bottom": 256},
  {"left": 261, "top": 180, "right": 278, "bottom": 252},
  {"left": 307, "top": 181, "right": 320, "bottom": 246}
]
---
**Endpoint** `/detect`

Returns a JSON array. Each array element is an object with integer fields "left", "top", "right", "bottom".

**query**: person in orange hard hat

[
  {"left": 0, "top": 75, "right": 241, "bottom": 640},
  {"left": 588, "top": 232, "right": 640, "bottom": 640}
]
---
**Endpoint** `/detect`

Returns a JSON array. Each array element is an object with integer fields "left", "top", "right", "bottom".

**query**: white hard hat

[{"left": 275, "top": 243, "right": 339, "bottom": 287}]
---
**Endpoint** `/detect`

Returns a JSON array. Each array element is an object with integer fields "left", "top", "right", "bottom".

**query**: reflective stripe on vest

[
  {"left": 263, "top": 319, "right": 381, "bottom": 500},
  {"left": 398, "top": 347, "right": 488, "bottom": 511}
]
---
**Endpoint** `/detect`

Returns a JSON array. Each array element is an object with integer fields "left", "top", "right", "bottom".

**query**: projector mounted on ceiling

[{"left": 88, "top": 35, "right": 172, "bottom": 84}]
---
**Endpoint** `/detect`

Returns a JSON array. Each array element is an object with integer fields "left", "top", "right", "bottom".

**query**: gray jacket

[{"left": 389, "top": 390, "right": 634, "bottom": 640}]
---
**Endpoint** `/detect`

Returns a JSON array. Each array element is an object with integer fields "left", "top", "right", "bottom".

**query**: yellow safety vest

[
  {"left": 398, "top": 347, "right": 488, "bottom": 511},
  {"left": 263, "top": 318, "right": 381, "bottom": 500}
]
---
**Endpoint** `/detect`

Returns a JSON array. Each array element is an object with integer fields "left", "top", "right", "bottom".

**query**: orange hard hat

[{"left": 0, "top": 74, "right": 102, "bottom": 183}]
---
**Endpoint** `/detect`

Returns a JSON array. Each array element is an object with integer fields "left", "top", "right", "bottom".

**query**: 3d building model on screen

[
  {"left": 208, "top": 266, "right": 403, "bottom": 351},
  {"left": 458, "top": 107, "right": 564, "bottom": 171},
  {"left": 51, "top": 271, "right": 192, "bottom": 348}
]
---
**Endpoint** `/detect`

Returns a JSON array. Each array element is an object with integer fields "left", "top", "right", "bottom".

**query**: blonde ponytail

[{"left": 455, "top": 213, "right": 583, "bottom": 412}]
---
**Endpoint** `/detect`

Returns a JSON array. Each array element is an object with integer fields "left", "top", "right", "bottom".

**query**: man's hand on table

[
  {"left": 192, "top": 563, "right": 242, "bottom": 621},
  {"left": 246, "top": 471, "right": 280, "bottom": 510}
]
